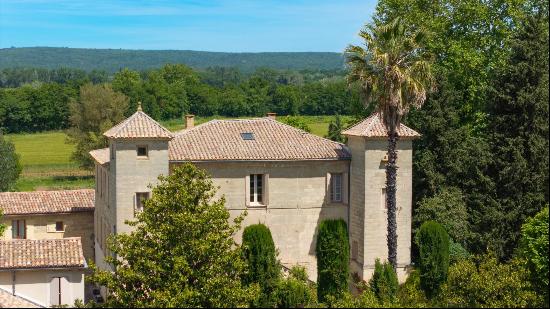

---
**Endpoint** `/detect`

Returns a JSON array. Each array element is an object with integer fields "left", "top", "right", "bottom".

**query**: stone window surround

[
  {"left": 326, "top": 172, "right": 349, "bottom": 205},
  {"left": 330, "top": 173, "right": 343, "bottom": 202},
  {"left": 134, "top": 192, "right": 150, "bottom": 215},
  {"left": 245, "top": 174, "right": 269, "bottom": 208},
  {"left": 136, "top": 145, "right": 149, "bottom": 159}
]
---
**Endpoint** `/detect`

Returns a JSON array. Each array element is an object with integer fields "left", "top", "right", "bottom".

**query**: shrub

[
  {"left": 242, "top": 224, "right": 280, "bottom": 307},
  {"left": 439, "top": 254, "right": 541, "bottom": 308},
  {"left": 396, "top": 269, "right": 430, "bottom": 308},
  {"left": 416, "top": 221, "right": 450, "bottom": 298},
  {"left": 280, "top": 115, "right": 311, "bottom": 132},
  {"left": 369, "top": 259, "right": 398, "bottom": 303},
  {"left": 448, "top": 239, "right": 470, "bottom": 264},
  {"left": 316, "top": 219, "right": 350, "bottom": 303},
  {"left": 275, "top": 266, "right": 317, "bottom": 308},
  {"left": 326, "top": 289, "right": 381, "bottom": 308},
  {"left": 519, "top": 206, "right": 549, "bottom": 306},
  {"left": 414, "top": 188, "right": 470, "bottom": 245}
]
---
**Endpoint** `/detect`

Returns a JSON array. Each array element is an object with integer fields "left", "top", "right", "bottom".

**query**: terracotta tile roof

[
  {"left": 342, "top": 113, "right": 421, "bottom": 138},
  {"left": 0, "top": 190, "right": 94, "bottom": 215},
  {"left": 0, "top": 288, "right": 39, "bottom": 308},
  {"left": 89, "top": 148, "right": 109, "bottom": 165},
  {"left": 104, "top": 111, "right": 174, "bottom": 139},
  {"left": 0, "top": 238, "right": 86, "bottom": 270},
  {"left": 169, "top": 118, "right": 351, "bottom": 161}
]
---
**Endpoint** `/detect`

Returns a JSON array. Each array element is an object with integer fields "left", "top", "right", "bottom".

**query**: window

[
  {"left": 135, "top": 192, "right": 150, "bottom": 214},
  {"left": 241, "top": 132, "right": 255, "bottom": 140},
  {"left": 382, "top": 188, "right": 388, "bottom": 209},
  {"left": 330, "top": 173, "right": 343, "bottom": 202},
  {"left": 55, "top": 221, "right": 64, "bottom": 232},
  {"left": 137, "top": 145, "right": 148, "bottom": 158},
  {"left": 249, "top": 174, "right": 264, "bottom": 205},
  {"left": 110, "top": 144, "right": 115, "bottom": 160},
  {"left": 12, "top": 220, "right": 26, "bottom": 239}
]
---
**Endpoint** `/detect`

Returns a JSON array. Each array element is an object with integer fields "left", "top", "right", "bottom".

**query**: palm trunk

[{"left": 386, "top": 130, "right": 398, "bottom": 270}]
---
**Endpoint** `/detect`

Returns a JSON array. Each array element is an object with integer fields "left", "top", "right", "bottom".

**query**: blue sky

[{"left": 0, "top": 0, "right": 377, "bottom": 52}]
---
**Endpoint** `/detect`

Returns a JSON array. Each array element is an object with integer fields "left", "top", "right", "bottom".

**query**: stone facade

[
  {"left": 1, "top": 212, "right": 95, "bottom": 262},
  {"left": 348, "top": 137, "right": 413, "bottom": 282},
  {"left": 185, "top": 160, "right": 350, "bottom": 279},
  {"left": 92, "top": 112, "right": 419, "bottom": 283}
]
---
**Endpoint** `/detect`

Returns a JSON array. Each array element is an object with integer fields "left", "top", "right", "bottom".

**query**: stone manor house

[{"left": 0, "top": 107, "right": 419, "bottom": 306}]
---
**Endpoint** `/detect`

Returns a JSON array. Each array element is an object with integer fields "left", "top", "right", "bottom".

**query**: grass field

[
  {"left": 6, "top": 115, "right": 353, "bottom": 191},
  {"left": 5, "top": 131, "right": 92, "bottom": 191}
]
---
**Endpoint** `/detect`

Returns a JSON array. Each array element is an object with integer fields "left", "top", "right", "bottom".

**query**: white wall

[{"left": 0, "top": 269, "right": 85, "bottom": 307}]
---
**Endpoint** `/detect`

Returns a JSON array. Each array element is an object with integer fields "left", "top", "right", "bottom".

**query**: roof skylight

[{"left": 240, "top": 132, "right": 255, "bottom": 140}]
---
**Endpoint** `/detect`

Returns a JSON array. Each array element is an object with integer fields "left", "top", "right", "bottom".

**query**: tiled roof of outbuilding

[
  {"left": 0, "top": 288, "right": 39, "bottom": 308},
  {"left": 169, "top": 118, "right": 351, "bottom": 161},
  {"left": 103, "top": 110, "right": 174, "bottom": 139},
  {"left": 0, "top": 189, "right": 94, "bottom": 215},
  {"left": 89, "top": 148, "right": 109, "bottom": 165},
  {"left": 0, "top": 238, "right": 86, "bottom": 270},
  {"left": 342, "top": 113, "right": 421, "bottom": 138}
]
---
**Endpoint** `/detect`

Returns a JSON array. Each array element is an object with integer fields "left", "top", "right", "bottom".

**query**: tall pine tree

[{"left": 486, "top": 12, "right": 549, "bottom": 259}]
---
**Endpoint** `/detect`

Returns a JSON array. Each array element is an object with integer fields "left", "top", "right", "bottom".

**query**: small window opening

[
  {"left": 241, "top": 132, "right": 255, "bottom": 140},
  {"left": 137, "top": 146, "right": 148, "bottom": 157},
  {"left": 55, "top": 221, "right": 64, "bottom": 232}
]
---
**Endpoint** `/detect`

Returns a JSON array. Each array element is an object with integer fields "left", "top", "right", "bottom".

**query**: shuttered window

[
  {"left": 11, "top": 220, "right": 26, "bottom": 239},
  {"left": 250, "top": 174, "right": 264, "bottom": 204},
  {"left": 330, "top": 173, "right": 343, "bottom": 202}
]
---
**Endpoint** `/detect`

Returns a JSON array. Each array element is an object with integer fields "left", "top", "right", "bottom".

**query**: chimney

[
  {"left": 185, "top": 114, "right": 195, "bottom": 129},
  {"left": 267, "top": 112, "right": 277, "bottom": 120}
]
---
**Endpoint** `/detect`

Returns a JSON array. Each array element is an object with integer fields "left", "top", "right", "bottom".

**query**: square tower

[
  {"left": 91, "top": 105, "right": 173, "bottom": 270},
  {"left": 343, "top": 114, "right": 420, "bottom": 282}
]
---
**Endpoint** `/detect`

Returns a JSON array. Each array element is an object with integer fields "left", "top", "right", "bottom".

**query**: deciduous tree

[
  {"left": 67, "top": 83, "right": 128, "bottom": 169},
  {"left": 89, "top": 164, "right": 258, "bottom": 307},
  {"left": 0, "top": 132, "right": 21, "bottom": 191}
]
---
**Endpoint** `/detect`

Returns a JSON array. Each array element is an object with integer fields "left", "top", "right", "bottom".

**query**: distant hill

[{"left": 0, "top": 47, "right": 345, "bottom": 73}]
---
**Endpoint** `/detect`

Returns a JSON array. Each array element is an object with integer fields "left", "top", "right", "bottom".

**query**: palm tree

[{"left": 345, "top": 17, "right": 434, "bottom": 270}]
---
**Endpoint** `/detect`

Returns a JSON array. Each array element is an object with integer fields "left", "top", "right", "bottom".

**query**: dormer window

[{"left": 137, "top": 145, "right": 148, "bottom": 158}]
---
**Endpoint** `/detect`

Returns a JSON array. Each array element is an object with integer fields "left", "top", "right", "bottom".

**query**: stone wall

[
  {"left": 1, "top": 212, "right": 95, "bottom": 263},
  {"left": 348, "top": 136, "right": 413, "bottom": 282},
  {"left": 174, "top": 160, "right": 351, "bottom": 279}
]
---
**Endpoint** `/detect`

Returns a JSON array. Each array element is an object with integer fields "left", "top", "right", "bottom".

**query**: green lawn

[
  {"left": 5, "top": 131, "right": 81, "bottom": 174},
  {"left": 5, "top": 131, "right": 91, "bottom": 191},
  {"left": 7, "top": 116, "right": 352, "bottom": 191},
  {"left": 14, "top": 176, "right": 95, "bottom": 192}
]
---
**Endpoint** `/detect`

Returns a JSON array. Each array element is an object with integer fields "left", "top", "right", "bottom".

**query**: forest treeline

[
  {"left": 0, "top": 47, "right": 344, "bottom": 73},
  {"left": 0, "top": 66, "right": 361, "bottom": 133}
]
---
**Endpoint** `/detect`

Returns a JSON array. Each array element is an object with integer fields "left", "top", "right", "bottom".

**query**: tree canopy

[
  {"left": 89, "top": 163, "right": 258, "bottom": 307},
  {"left": 0, "top": 133, "right": 21, "bottom": 191}
]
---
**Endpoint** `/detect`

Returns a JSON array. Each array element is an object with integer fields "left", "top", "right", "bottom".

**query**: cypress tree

[
  {"left": 369, "top": 259, "right": 398, "bottom": 303},
  {"left": 486, "top": 13, "right": 549, "bottom": 259},
  {"left": 416, "top": 221, "right": 450, "bottom": 298},
  {"left": 242, "top": 224, "right": 280, "bottom": 307},
  {"left": 316, "top": 219, "right": 350, "bottom": 303}
]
